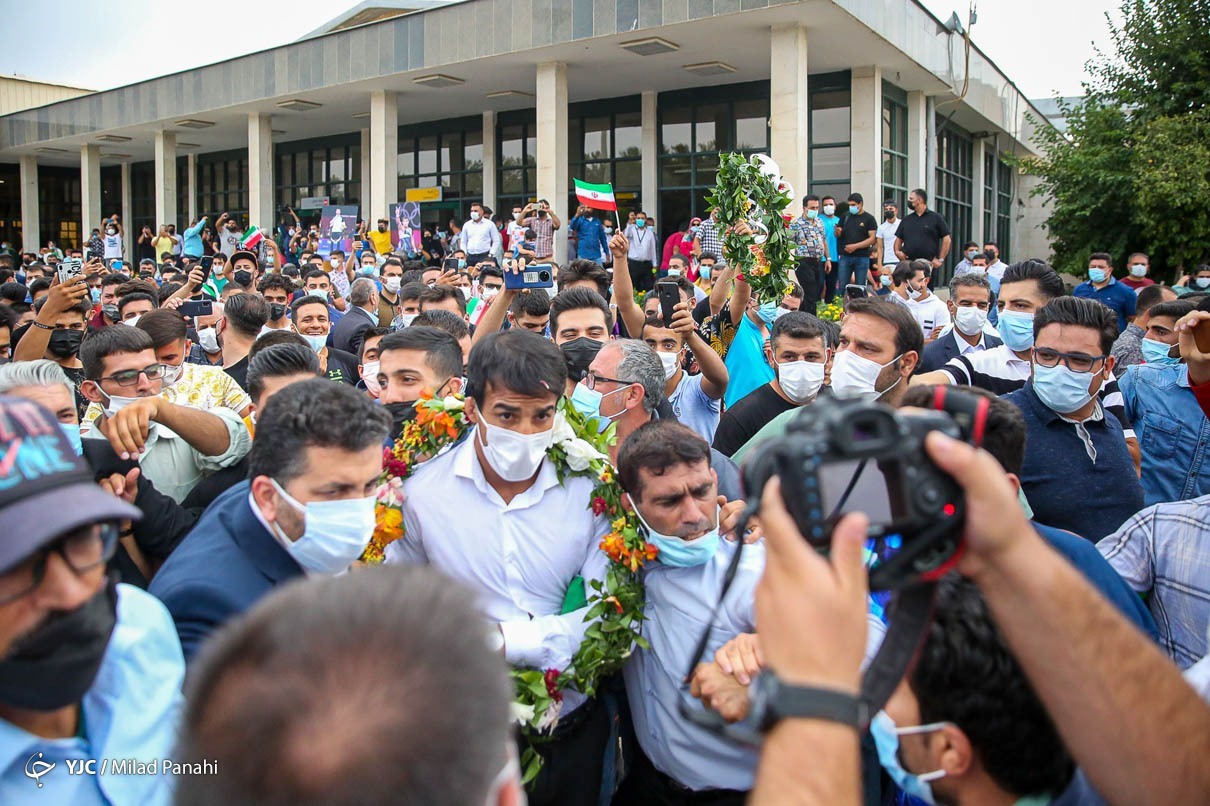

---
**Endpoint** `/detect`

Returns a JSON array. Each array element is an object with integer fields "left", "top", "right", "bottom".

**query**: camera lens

[{"left": 539, "top": 271, "right": 550, "bottom": 282}]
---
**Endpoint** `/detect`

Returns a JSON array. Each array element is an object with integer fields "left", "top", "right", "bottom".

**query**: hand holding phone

[{"left": 657, "top": 281, "right": 680, "bottom": 328}]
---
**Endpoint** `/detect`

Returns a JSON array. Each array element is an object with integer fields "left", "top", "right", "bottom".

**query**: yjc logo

[{"left": 25, "top": 752, "right": 55, "bottom": 788}]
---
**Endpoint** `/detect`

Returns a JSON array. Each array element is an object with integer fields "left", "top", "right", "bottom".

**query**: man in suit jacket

[
  {"left": 329, "top": 277, "right": 381, "bottom": 356},
  {"left": 916, "top": 273, "right": 1002, "bottom": 373},
  {"left": 148, "top": 379, "right": 390, "bottom": 660}
]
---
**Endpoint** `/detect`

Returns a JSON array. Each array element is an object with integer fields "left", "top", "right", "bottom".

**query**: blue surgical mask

[
  {"left": 870, "top": 711, "right": 949, "bottom": 805},
  {"left": 1088, "top": 268, "right": 1108, "bottom": 283},
  {"left": 880, "top": 274, "right": 893, "bottom": 288},
  {"left": 269, "top": 480, "right": 376, "bottom": 575},
  {"left": 848, "top": 205, "right": 859, "bottom": 216},
  {"left": 805, "top": 209, "right": 819, "bottom": 220},
  {"left": 634, "top": 505, "right": 720, "bottom": 568},
  {"left": 1197, "top": 277, "right": 1210, "bottom": 289},
  {"left": 997, "top": 310, "right": 1035, "bottom": 352},
  {"left": 458, "top": 259, "right": 467, "bottom": 270},
  {"left": 59, "top": 422, "right": 83, "bottom": 457},
  {"left": 89, "top": 287, "right": 102, "bottom": 304},
  {"left": 301, "top": 333, "right": 328, "bottom": 354},
  {"left": 1032, "top": 362, "right": 1097, "bottom": 413},
  {"left": 636, "top": 219, "right": 646, "bottom": 228},
  {"left": 757, "top": 301, "right": 779, "bottom": 327},
  {"left": 699, "top": 265, "right": 713, "bottom": 280},
  {"left": 1141, "top": 337, "right": 1179, "bottom": 366},
  {"left": 570, "top": 382, "right": 627, "bottom": 433}
]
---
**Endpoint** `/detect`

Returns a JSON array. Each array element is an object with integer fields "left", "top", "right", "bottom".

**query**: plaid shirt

[
  {"left": 696, "top": 219, "right": 724, "bottom": 261},
  {"left": 526, "top": 215, "right": 555, "bottom": 258},
  {"left": 789, "top": 215, "right": 826, "bottom": 259},
  {"left": 1097, "top": 493, "right": 1210, "bottom": 669}
]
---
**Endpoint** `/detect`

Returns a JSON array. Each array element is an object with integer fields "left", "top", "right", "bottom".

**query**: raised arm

[
  {"left": 673, "top": 301, "right": 728, "bottom": 400},
  {"left": 608, "top": 232, "right": 645, "bottom": 337}
]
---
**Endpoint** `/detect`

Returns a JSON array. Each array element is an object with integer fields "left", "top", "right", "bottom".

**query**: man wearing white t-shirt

[
  {"left": 102, "top": 214, "right": 124, "bottom": 262},
  {"left": 874, "top": 200, "right": 900, "bottom": 280},
  {"left": 903, "top": 259, "right": 950, "bottom": 341}
]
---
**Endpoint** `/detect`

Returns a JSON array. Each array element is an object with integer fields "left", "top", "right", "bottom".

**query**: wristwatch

[{"left": 749, "top": 670, "right": 866, "bottom": 732}]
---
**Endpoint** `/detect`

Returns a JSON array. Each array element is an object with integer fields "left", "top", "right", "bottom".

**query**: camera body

[
  {"left": 504, "top": 264, "right": 554, "bottom": 290},
  {"left": 743, "top": 396, "right": 967, "bottom": 590}
]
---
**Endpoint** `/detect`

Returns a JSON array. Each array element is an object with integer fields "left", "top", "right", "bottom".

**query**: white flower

[
  {"left": 441, "top": 395, "right": 464, "bottom": 411},
  {"left": 562, "top": 438, "right": 604, "bottom": 472},
  {"left": 535, "top": 699, "right": 563, "bottom": 733},
  {"left": 551, "top": 410, "right": 576, "bottom": 445},
  {"left": 510, "top": 701, "right": 535, "bottom": 726}
]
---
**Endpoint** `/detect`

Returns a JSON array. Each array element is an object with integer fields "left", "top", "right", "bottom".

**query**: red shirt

[{"left": 1120, "top": 275, "right": 1155, "bottom": 291}]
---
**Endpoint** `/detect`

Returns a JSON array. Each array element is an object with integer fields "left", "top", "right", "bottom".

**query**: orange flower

[
  {"left": 642, "top": 543, "right": 659, "bottom": 562},
  {"left": 600, "top": 533, "right": 626, "bottom": 563},
  {"left": 604, "top": 596, "right": 624, "bottom": 614}
]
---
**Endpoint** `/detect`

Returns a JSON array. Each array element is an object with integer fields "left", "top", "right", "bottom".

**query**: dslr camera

[{"left": 743, "top": 394, "right": 980, "bottom": 591}]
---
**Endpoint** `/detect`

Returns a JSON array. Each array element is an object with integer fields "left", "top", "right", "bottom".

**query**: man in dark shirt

[
  {"left": 836, "top": 192, "right": 879, "bottom": 291},
  {"left": 894, "top": 187, "right": 952, "bottom": 272}
]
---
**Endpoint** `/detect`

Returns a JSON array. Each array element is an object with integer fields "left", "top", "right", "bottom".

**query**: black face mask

[
  {"left": 47, "top": 329, "right": 84, "bottom": 359},
  {"left": 883, "top": 211, "right": 895, "bottom": 221},
  {"left": 233, "top": 269, "right": 254, "bottom": 287},
  {"left": 560, "top": 337, "right": 604, "bottom": 382},
  {"left": 101, "top": 304, "right": 119, "bottom": 322},
  {"left": 268, "top": 303, "right": 287, "bottom": 321},
  {"left": 384, "top": 400, "right": 419, "bottom": 438},
  {"left": 0, "top": 578, "right": 118, "bottom": 711}
]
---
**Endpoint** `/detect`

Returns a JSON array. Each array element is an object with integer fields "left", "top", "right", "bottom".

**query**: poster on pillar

[
  {"left": 317, "top": 204, "right": 359, "bottom": 258},
  {"left": 388, "top": 202, "right": 421, "bottom": 257}
]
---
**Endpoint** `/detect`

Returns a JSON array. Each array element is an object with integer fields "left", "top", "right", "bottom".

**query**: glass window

[
  {"left": 811, "top": 90, "right": 851, "bottom": 145},
  {"left": 615, "top": 112, "right": 641, "bottom": 158},
  {"left": 583, "top": 116, "right": 611, "bottom": 161},
  {"left": 934, "top": 122, "right": 974, "bottom": 281},
  {"left": 500, "top": 125, "right": 524, "bottom": 167},
  {"left": 734, "top": 99, "right": 768, "bottom": 150},
  {"left": 881, "top": 90, "right": 909, "bottom": 214},
  {"left": 812, "top": 146, "right": 850, "bottom": 182},
  {"left": 464, "top": 130, "right": 483, "bottom": 171},
  {"left": 661, "top": 106, "right": 692, "bottom": 155},
  {"left": 417, "top": 135, "right": 438, "bottom": 175}
]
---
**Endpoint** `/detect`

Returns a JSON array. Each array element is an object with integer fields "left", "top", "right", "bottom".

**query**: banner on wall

[
  {"left": 389, "top": 202, "right": 422, "bottom": 256},
  {"left": 317, "top": 204, "right": 358, "bottom": 257}
]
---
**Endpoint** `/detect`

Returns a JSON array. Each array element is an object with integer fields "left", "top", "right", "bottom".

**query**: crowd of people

[{"left": 0, "top": 182, "right": 1208, "bottom": 806}]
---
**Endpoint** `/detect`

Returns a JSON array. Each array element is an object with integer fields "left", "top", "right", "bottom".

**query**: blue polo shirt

[
  {"left": 1003, "top": 381, "right": 1144, "bottom": 542},
  {"left": 1073, "top": 278, "right": 1137, "bottom": 332},
  {"left": 819, "top": 213, "right": 841, "bottom": 261},
  {"left": 1119, "top": 363, "right": 1210, "bottom": 506}
]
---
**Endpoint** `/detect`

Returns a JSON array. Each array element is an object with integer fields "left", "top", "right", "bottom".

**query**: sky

[{"left": 1, "top": 0, "right": 1120, "bottom": 100}]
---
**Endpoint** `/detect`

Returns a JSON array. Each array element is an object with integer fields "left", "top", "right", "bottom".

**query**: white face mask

[
  {"left": 122, "top": 316, "right": 141, "bottom": 328},
  {"left": 196, "top": 326, "right": 220, "bottom": 354},
  {"left": 360, "top": 360, "right": 382, "bottom": 396},
  {"left": 954, "top": 306, "right": 988, "bottom": 337},
  {"left": 830, "top": 350, "right": 902, "bottom": 401},
  {"left": 667, "top": 268, "right": 682, "bottom": 277},
  {"left": 471, "top": 211, "right": 482, "bottom": 222},
  {"left": 102, "top": 391, "right": 150, "bottom": 418},
  {"left": 481, "top": 286, "right": 500, "bottom": 301},
  {"left": 383, "top": 277, "right": 402, "bottom": 293},
  {"left": 269, "top": 480, "right": 376, "bottom": 575},
  {"left": 909, "top": 288, "right": 925, "bottom": 301},
  {"left": 160, "top": 362, "right": 184, "bottom": 387},
  {"left": 477, "top": 420, "right": 553, "bottom": 482},
  {"left": 658, "top": 350, "right": 681, "bottom": 381},
  {"left": 823, "top": 204, "right": 836, "bottom": 216},
  {"left": 399, "top": 313, "right": 419, "bottom": 328},
  {"left": 777, "top": 360, "right": 826, "bottom": 403}
]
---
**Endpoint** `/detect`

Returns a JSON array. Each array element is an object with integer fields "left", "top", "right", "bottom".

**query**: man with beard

[{"left": 375, "top": 327, "right": 464, "bottom": 443}]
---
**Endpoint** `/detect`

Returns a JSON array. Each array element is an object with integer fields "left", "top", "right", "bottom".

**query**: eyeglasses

[
  {"left": 0, "top": 523, "right": 118, "bottom": 606},
  {"left": 581, "top": 370, "right": 632, "bottom": 391},
  {"left": 1032, "top": 347, "right": 1108, "bottom": 373},
  {"left": 99, "top": 363, "right": 165, "bottom": 387}
]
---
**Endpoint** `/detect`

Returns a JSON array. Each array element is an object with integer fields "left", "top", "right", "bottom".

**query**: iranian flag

[
  {"left": 240, "top": 226, "right": 264, "bottom": 249},
  {"left": 574, "top": 179, "right": 617, "bottom": 211}
]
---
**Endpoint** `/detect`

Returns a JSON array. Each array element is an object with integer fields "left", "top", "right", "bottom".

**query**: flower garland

[
  {"left": 707, "top": 152, "right": 798, "bottom": 305},
  {"left": 362, "top": 390, "right": 654, "bottom": 784}
]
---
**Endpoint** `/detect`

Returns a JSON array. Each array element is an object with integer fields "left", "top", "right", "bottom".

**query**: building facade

[{"left": 0, "top": 0, "right": 1053, "bottom": 273}]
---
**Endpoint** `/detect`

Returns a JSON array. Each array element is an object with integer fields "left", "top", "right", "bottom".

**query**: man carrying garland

[{"left": 385, "top": 329, "right": 614, "bottom": 806}]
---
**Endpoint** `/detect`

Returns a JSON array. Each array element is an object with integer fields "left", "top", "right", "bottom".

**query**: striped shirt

[
  {"left": 939, "top": 344, "right": 1134, "bottom": 439},
  {"left": 1097, "top": 494, "right": 1210, "bottom": 669}
]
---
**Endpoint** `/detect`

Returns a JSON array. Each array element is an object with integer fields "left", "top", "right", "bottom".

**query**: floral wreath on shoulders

[{"left": 362, "top": 389, "right": 656, "bottom": 783}]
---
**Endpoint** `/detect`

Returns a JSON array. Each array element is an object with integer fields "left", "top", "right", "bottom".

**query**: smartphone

[
  {"left": 179, "top": 300, "right": 213, "bottom": 318},
  {"left": 504, "top": 264, "right": 555, "bottom": 290},
  {"left": 57, "top": 258, "right": 83, "bottom": 285},
  {"left": 656, "top": 280, "right": 680, "bottom": 328},
  {"left": 198, "top": 256, "right": 214, "bottom": 284},
  {"left": 844, "top": 284, "right": 868, "bottom": 300},
  {"left": 442, "top": 257, "right": 460, "bottom": 271}
]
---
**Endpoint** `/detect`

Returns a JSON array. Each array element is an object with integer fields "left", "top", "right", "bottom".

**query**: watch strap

[{"left": 766, "top": 682, "right": 867, "bottom": 730}]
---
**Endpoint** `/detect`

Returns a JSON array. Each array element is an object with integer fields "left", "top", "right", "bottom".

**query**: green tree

[{"left": 1022, "top": 0, "right": 1210, "bottom": 278}]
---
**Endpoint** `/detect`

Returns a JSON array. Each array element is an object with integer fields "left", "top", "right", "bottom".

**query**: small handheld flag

[
  {"left": 240, "top": 226, "right": 264, "bottom": 250},
  {"left": 574, "top": 179, "right": 617, "bottom": 212}
]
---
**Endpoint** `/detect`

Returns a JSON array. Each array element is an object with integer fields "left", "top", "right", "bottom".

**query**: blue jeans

[{"left": 837, "top": 255, "right": 870, "bottom": 290}]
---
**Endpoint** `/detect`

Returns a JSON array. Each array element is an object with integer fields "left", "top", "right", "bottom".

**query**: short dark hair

[
  {"left": 770, "top": 311, "right": 827, "bottom": 350},
  {"left": 559, "top": 259, "right": 610, "bottom": 299},
  {"left": 33, "top": 295, "right": 91, "bottom": 318},
  {"left": 223, "top": 292, "right": 270, "bottom": 338},
  {"left": 1089, "top": 252, "right": 1113, "bottom": 265},
  {"left": 900, "top": 385, "right": 1025, "bottom": 476},
  {"left": 135, "top": 308, "right": 188, "bottom": 348},
  {"left": 101, "top": 272, "right": 127, "bottom": 290},
  {"left": 465, "top": 330, "right": 566, "bottom": 403},
  {"left": 401, "top": 269, "right": 425, "bottom": 287},
  {"left": 80, "top": 324, "right": 155, "bottom": 380},
  {"left": 0, "top": 283, "right": 25, "bottom": 304},
  {"left": 911, "top": 187, "right": 928, "bottom": 203},
  {"left": 245, "top": 343, "right": 321, "bottom": 404},
  {"left": 509, "top": 288, "right": 551, "bottom": 318},
  {"left": 803, "top": 194, "right": 820, "bottom": 206},
  {"left": 618, "top": 420, "right": 712, "bottom": 501},
  {"left": 549, "top": 286, "right": 611, "bottom": 335},
  {"left": 1000, "top": 259, "right": 1065, "bottom": 302},
  {"left": 948, "top": 273, "right": 993, "bottom": 300},
  {"left": 377, "top": 327, "right": 463, "bottom": 381},
  {"left": 303, "top": 269, "right": 330, "bottom": 284},
  {"left": 117, "top": 292, "right": 155, "bottom": 317},
  {"left": 847, "top": 192, "right": 863, "bottom": 205},
  {"left": 0, "top": 305, "right": 17, "bottom": 332},
  {"left": 249, "top": 330, "right": 309, "bottom": 360},
  {"left": 1135, "top": 284, "right": 1171, "bottom": 315},
  {"left": 911, "top": 575, "right": 1074, "bottom": 797},
  {"left": 419, "top": 284, "right": 464, "bottom": 314},
  {"left": 399, "top": 281, "right": 426, "bottom": 305},
  {"left": 1033, "top": 296, "right": 1118, "bottom": 356},
  {"left": 177, "top": 566, "right": 511, "bottom": 806},
  {"left": 248, "top": 379, "right": 389, "bottom": 484},
  {"left": 1146, "top": 299, "right": 1195, "bottom": 323},
  {"left": 844, "top": 297, "right": 924, "bottom": 359},
  {"left": 258, "top": 274, "right": 294, "bottom": 296},
  {"left": 478, "top": 266, "right": 504, "bottom": 282},
  {"left": 290, "top": 296, "right": 329, "bottom": 321},
  {"left": 699, "top": 252, "right": 719, "bottom": 263},
  {"left": 962, "top": 241, "right": 979, "bottom": 251},
  {"left": 359, "top": 327, "right": 391, "bottom": 361},
  {"left": 27, "top": 278, "right": 50, "bottom": 297},
  {"left": 411, "top": 309, "right": 469, "bottom": 342}
]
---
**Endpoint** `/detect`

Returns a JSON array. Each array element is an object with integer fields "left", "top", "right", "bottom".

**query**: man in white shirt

[
  {"left": 984, "top": 240, "right": 1008, "bottom": 281},
  {"left": 917, "top": 273, "right": 1003, "bottom": 373},
  {"left": 102, "top": 214, "right": 124, "bottom": 262},
  {"left": 874, "top": 199, "right": 900, "bottom": 281},
  {"left": 386, "top": 329, "right": 612, "bottom": 806},
  {"left": 461, "top": 202, "right": 502, "bottom": 266},
  {"left": 903, "top": 259, "right": 950, "bottom": 341}
]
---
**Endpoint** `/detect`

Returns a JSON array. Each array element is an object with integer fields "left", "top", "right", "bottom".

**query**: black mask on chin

[
  {"left": 47, "top": 329, "right": 84, "bottom": 359},
  {"left": 0, "top": 577, "right": 118, "bottom": 711},
  {"left": 559, "top": 337, "right": 605, "bottom": 383}
]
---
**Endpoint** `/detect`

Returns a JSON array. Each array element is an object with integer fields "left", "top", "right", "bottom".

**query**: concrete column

[
  {"left": 120, "top": 162, "right": 132, "bottom": 258},
  {"left": 972, "top": 137, "right": 987, "bottom": 243},
  {"left": 481, "top": 110, "right": 497, "bottom": 211},
  {"left": 19, "top": 155, "right": 40, "bottom": 253},
  {"left": 359, "top": 128, "right": 371, "bottom": 209},
  {"left": 186, "top": 154, "right": 198, "bottom": 224},
  {"left": 80, "top": 145, "right": 102, "bottom": 240},
  {"left": 536, "top": 62, "right": 568, "bottom": 265},
  {"left": 248, "top": 112, "right": 274, "bottom": 228},
  {"left": 641, "top": 91, "right": 657, "bottom": 215},
  {"left": 370, "top": 90, "right": 398, "bottom": 223},
  {"left": 769, "top": 24, "right": 808, "bottom": 215},
  {"left": 849, "top": 67, "right": 883, "bottom": 202},
  {"left": 906, "top": 91, "right": 928, "bottom": 193},
  {"left": 154, "top": 131, "right": 177, "bottom": 229}
]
